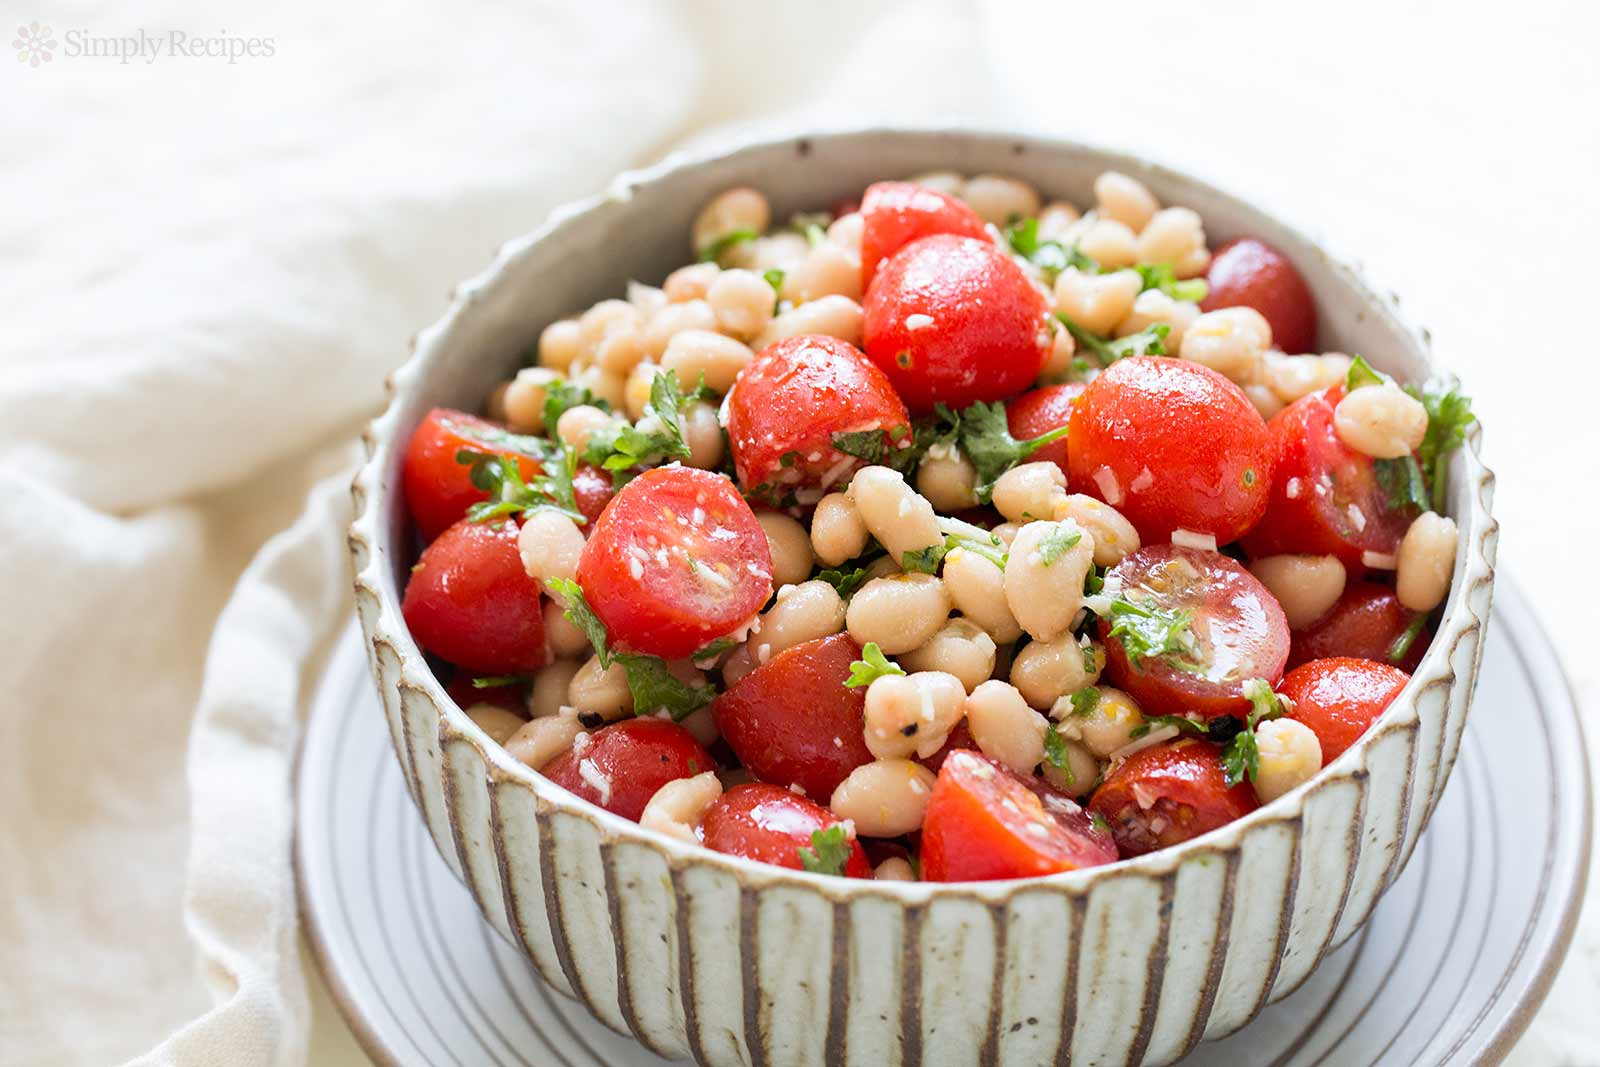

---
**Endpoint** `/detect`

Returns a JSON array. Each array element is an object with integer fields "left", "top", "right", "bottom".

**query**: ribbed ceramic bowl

[{"left": 348, "top": 127, "right": 1498, "bottom": 1067}]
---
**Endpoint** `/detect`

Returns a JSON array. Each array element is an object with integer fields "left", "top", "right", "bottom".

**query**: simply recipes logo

[{"left": 12, "top": 22, "right": 275, "bottom": 68}]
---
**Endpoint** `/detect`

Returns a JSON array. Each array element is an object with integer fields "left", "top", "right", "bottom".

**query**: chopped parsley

[
  {"left": 831, "top": 428, "right": 896, "bottom": 465},
  {"left": 790, "top": 212, "right": 830, "bottom": 247},
  {"left": 951, "top": 400, "right": 1072, "bottom": 502},
  {"left": 1001, "top": 217, "right": 1095, "bottom": 284},
  {"left": 940, "top": 525, "right": 1008, "bottom": 569},
  {"left": 698, "top": 228, "right": 758, "bottom": 263},
  {"left": 762, "top": 267, "right": 786, "bottom": 293},
  {"left": 1375, "top": 454, "right": 1428, "bottom": 513},
  {"left": 1134, "top": 262, "right": 1208, "bottom": 303},
  {"left": 1388, "top": 612, "right": 1428, "bottom": 664},
  {"left": 471, "top": 674, "right": 523, "bottom": 689},
  {"left": 797, "top": 824, "right": 851, "bottom": 875},
  {"left": 1057, "top": 313, "right": 1170, "bottom": 366},
  {"left": 583, "top": 369, "right": 698, "bottom": 484},
  {"left": 1130, "top": 714, "right": 1208, "bottom": 740},
  {"left": 542, "top": 379, "right": 611, "bottom": 435},
  {"left": 1068, "top": 686, "right": 1101, "bottom": 718},
  {"left": 815, "top": 555, "right": 881, "bottom": 599},
  {"left": 844, "top": 643, "right": 906, "bottom": 688},
  {"left": 1037, "top": 524, "right": 1083, "bottom": 566},
  {"left": 1100, "top": 595, "right": 1201, "bottom": 673},
  {"left": 1344, "top": 354, "right": 1387, "bottom": 391},
  {"left": 900, "top": 543, "right": 947, "bottom": 574},
  {"left": 456, "top": 446, "right": 584, "bottom": 525},
  {"left": 1408, "top": 383, "right": 1476, "bottom": 513},
  {"left": 1042, "top": 726, "right": 1076, "bottom": 786},
  {"left": 1219, "top": 678, "right": 1287, "bottom": 788}
]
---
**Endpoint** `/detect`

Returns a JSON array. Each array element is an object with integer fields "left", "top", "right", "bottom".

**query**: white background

[{"left": 1, "top": 0, "right": 1595, "bottom": 1064}]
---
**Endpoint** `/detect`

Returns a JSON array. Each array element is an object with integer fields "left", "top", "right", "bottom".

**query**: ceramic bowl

[{"left": 348, "top": 126, "right": 1497, "bottom": 1067}]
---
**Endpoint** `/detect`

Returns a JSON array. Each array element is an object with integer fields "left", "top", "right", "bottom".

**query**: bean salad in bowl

[{"left": 396, "top": 168, "right": 1475, "bottom": 884}]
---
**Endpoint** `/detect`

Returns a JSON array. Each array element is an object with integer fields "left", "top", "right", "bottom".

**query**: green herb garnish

[
  {"left": 1134, "top": 262, "right": 1208, "bottom": 303},
  {"left": 698, "top": 228, "right": 758, "bottom": 263},
  {"left": 1057, "top": 314, "right": 1170, "bottom": 366},
  {"left": 1219, "top": 678, "right": 1287, "bottom": 788},
  {"left": 844, "top": 643, "right": 906, "bottom": 688},
  {"left": 798, "top": 824, "right": 851, "bottom": 875}
]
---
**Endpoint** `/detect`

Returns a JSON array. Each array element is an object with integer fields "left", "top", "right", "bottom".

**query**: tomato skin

[
  {"left": 859, "top": 181, "right": 990, "bottom": 289},
  {"left": 541, "top": 718, "right": 716, "bottom": 822},
  {"left": 403, "top": 408, "right": 542, "bottom": 541},
  {"left": 863, "top": 234, "right": 1052, "bottom": 413},
  {"left": 700, "top": 783, "right": 872, "bottom": 877},
  {"left": 917, "top": 721, "right": 976, "bottom": 774},
  {"left": 711, "top": 633, "right": 875, "bottom": 800},
  {"left": 1288, "top": 581, "right": 1429, "bottom": 671},
  {"left": 1006, "top": 383, "right": 1085, "bottom": 474},
  {"left": 1201, "top": 237, "right": 1318, "bottom": 355},
  {"left": 1099, "top": 544, "right": 1291, "bottom": 719},
  {"left": 571, "top": 463, "right": 616, "bottom": 526},
  {"left": 1088, "top": 739, "right": 1259, "bottom": 857},
  {"left": 922, "top": 751, "right": 1119, "bottom": 882},
  {"left": 577, "top": 466, "right": 772, "bottom": 659},
  {"left": 726, "top": 335, "right": 910, "bottom": 498},
  {"left": 1241, "top": 387, "right": 1413, "bottom": 572},
  {"left": 1067, "top": 357, "right": 1273, "bottom": 545},
  {"left": 402, "top": 518, "right": 548, "bottom": 674},
  {"left": 1279, "top": 657, "right": 1410, "bottom": 763}
]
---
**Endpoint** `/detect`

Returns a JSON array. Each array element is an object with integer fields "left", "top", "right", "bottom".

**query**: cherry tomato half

[
  {"left": 572, "top": 462, "right": 616, "bottom": 526},
  {"left": 1241, "top": 386, "right": 1413, "bottom": 573},
  {"left": 1067, "top": 357, "right": 1273, "bottom": 545},
  {"left": 921, "top": 750, "right": 1118, "bottom": 882},
  {"left": 1287, "top": 580, "right": 1429, "bottom": 671},
  {"left": 863, "top": 234, "right": 1051, "bottom": 413},
  {"left": 700, "top": 783, "right": 872, "bottom": 877},
  {"left": 859, "top": 180, "right": 990, "bottom": 289},
  {"left": 1278, "top": 657, "right": 1410, "bottom": 762},
  {"left": 1006, "top": 383, "right": 1085, "bottom": 475},
  {"left": 725, "top": 335, "right": 910, "bottom": 500},
  {"left": 541, "top": 718, "right": 715, "bottom": 822},
  {"left": 402, "top": 517, "right": 547, "bottom": 674},
  {"left": 1202, "top": 237, "right": 1318, "bottom": 355},
  {"left": 403, "top": 408, "right": 542, "bottom": 541},
  {"left": 711, "top": 633, "right": 875, "bottom": 800},
  {"left": 1088, "top": 738, "right": 1259, "bottom": 856},
  {"left": 576, "top": 465, "right": 771, "bottom": 659},
  {"left": 1099, "top": 544, "right": 1290, "bottom": 719}
]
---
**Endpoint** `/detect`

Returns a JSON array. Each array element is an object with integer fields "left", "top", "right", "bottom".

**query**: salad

[{"left": 398, "top": 170, "right": 1475, "bottom": 882}]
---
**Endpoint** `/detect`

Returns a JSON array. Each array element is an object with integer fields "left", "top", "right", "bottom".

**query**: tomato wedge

[
  {"left": 1099, "top": 544, "right": 1290, "bottom": 719},
  {"left": 863, "top": 234, "right": 1052, "bottom": 413},
  {"left": 725, "top": 334, "right": 910, "bottom": 501},
  {"left": 575, "top": 465, "right": 771, "bottom": 658},
  {"left": 1201, "top": 237, "right": 1318, "bottom": 355},
  {"left": 700, "top": 783, "right": 872, "bottom": 877},
  {"left": 711, "top": 633, "right": 875, "bottom": 800},
  {"left": 403, "top": 408, "right": 543, "bottom": 541},
  {"left": 540, "top": 718, "right": 716, "bottom": 822},
  {"left": 1088, "top": 738, "right": 1259, "bottom": 856},
  {"left": 1241, "top": 386, "right": 1414, "bottom": 572},
  {"left": 1279, "top": 657, "right": 1410, "bottom": 763},
  {"left": 1006, "top": 383, "right": 1085, "bottom": 475},
  {"left": 1067, "top": 357, "right": 1273, "bottom": 545},
  {"left": 402, "top": 517, "right": 547, "bottom": 674},
  {"left": 859, "top": 180, "right": 990, "bottom": 289},
  {"left": 921, "top": 751, "right": 1118, "bottom": 882},
  {"left": 571, "top": 462, "right": 616, "bottom": 526}
]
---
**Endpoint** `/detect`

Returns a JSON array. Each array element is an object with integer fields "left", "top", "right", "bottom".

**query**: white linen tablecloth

[{"left": 2, "top": 1, "right": 1594, "bottom": 1064}]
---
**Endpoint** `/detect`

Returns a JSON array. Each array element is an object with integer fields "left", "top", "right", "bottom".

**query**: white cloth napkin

[{"left": 2, "top": 1, "right": 1595, "bottom": 1064}]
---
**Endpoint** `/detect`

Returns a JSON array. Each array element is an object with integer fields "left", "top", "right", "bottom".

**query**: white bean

[
  {"left": 567, "top": 655, "right": 631, "bottom": 723},
  {"left": 826, "top": 212, "right": 864, "bottom": 258},
  {"left": 1039, "top": 322, "right": 1078, "bottom": 381},
  {"left": 465, "top": 703, "right": 527, "bottom": 746},
  {"left": 1396, "top": 512, "right": 1458, "bottom": 612},
  {"left": 810, "top": 492, "right": 869, "bottom": 567},
  {"left": 942, "top": 546, "right": 1022, "bottom": 644},
  {"left": 1076, "top": 218, "right": 1139, "bottom": 269},
  {"left": 1041, "top": 731, "right": 1101, "bottom": 797},
  {"left": 874, "top": 856, "right": 916, "bottom": 881},
  {"left": 755, "top": 295, "right": 863, "bottom": 348},
  {"left": 707, "top": 268, "right": 776, "bottom": 340},
  {"left": 847, "top": 574, "right": 951, "bottom": 655},
  {"left": 1116, "top": 289, "right": 1200, "bottom": 354},
  {"left": 750, "top": 581, "right": 846, "bottom": 662},
  {"left": 1263, "top": 351, "right": 1352, "bottom": 403},
  {"left": 1244, "top": 383, "right": 1285, "bottom": 420},
  {"left": 1010, "top": 636, "right": 1102, "bottom": 710},
  {"left": 909, "top": 170, "right": 966, "bottom": 198},
  {"left": 1050, "top": 494, "right": 1140, "bottom": 567},
  {"left": 1249, "top": 554, "right": 1347, "bottom": 629},
  {"left": 529, "top": 660, "right": 581, "bottom": 719},
  {"left": 898, "top": 617, "right": 998, "bottom": 693},
  {"left": 1137, "top": 207, "right": 1209, "bottom": 278},
  {"left": 664, "top": 262, "right": 721, "bottom": 303},
  {"left": 662, "top": 329, "right": 753, "bottom": 395},
  {"left": 863, "top": 670, "right": 967, "bottom": 760},
  {"left": 504, "top": 712, "right": 584, "bottom": 771},
  {"left": 578, "top": 300, "right": 642, "bottom": 359},
  {"left": 556, "top": 404, "right": 620, "bottom": 453},
  {"left": 756, "top": 511, "right": 815, "bottom": 588},
  {"left": 847, "top": 466, "right": 942, "bottom": 567},
  {"left": 692, "top": 187, "right": 770, "bottom": 257},
  {"left": 683, "top": 402, "right": 724, "bottom": 470},
  {"left": 992, "top": 461, "right": 1067, "bottom": 523},
  {"left": 544, "top": 599, "right": 591, "bottom": 659},
  {"left": 518, "top": 511, "right": 585, "bottom": 593},
  {"left": 783, "top": 241, "right": 863, "bottom": 303},
  {"left": 1333, "top": 381, "right": 1429, "bottom": 459},
  {"left": 1094, "top": 171, "right": 1160, "bottom": 232},
  {"left": 1054, "top": 267, "right": 1142, "bottom": 336},
  {"left": 568, "top": 363, "right": 626, "bottom": 409},
  {"left": 1036, "top": 201, "right": 1082, "bottom": 241},
  {"left": 640, "top": 771, "right": 722, "bottom": 844},
  {"left": 830, "top": 759, "right": 937, "bottom": 838},
  {"left": 595, "top": 326, "right": 649, "bottom": 377},
  {"left": 1180, "top": 307, "right": 1272, "bottom": 384},
  {"left": 503, "top": 367, "right": 561, "bottom": 432},
  {"left": 1004, "top": 521, "right": 1095, "bottom": 641},
  {"left": 1052, "top": 686, "right": 1144, "bottom": 758},
  {"left": 961, "top": 174, "right": 1041, "bottom": 225},
  {"left": 538, "top": 319, "right": 582, "bottom": 371},
  {"left": 916, "top": 444, "right": 979, "bottom": 511},
  {"left": 643, "top": 300, "right": 719, "bottom": 360},
  {"left": 964, "top": 680, "right": 1048, "bottom": 774},
  {"left": 1253, "top": 719, "right": 1323, "bottom": 803}
]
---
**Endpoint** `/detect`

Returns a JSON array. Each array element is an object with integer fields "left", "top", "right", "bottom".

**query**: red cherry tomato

[
  {"left": 1278, "top": 657, "right": 1410, "bottom": 762},
  {"left": 445, "top": 674, "right": 525, "bottom": 713},
  {"left": 576, "top": 466, "right": 772, "bottom": 659},
  {"left": 1242, "top": 386, "right": 1414, "bottom": 573},
  {"left": 1006, "top": 383, "right": 1085, "bottom": 475},
  {"left": 711, "top": 633, "right": 875, "bottom": 800},
  {"left": 859, "top": 181, "right": 989, "bottom": 289},
  {"left": 725, "top": 335, "right": 911, "bottom": 500},
  {"left": 571, "top": 463, "right": 616, "bottom": 526},
  {"left": 863, "top": 234, "right": 1051, "bottom": 413},
  {"left": 402, "top": 518, "right": 547, "bottom": 674},
  {"left": 1202, "top": 237, "right": 1318, "bottom": 355},
  {"left": 921, "top": 751, "right": 1118, "bottom": 882},
  {"left": 1067, "top": 357, "right": 1273, "bottom": 545},
  {"left": 917, "top": 720, "right": 976, "bottom": 774},
  {"left": 1288, "top": 580, "right": 1429, "bottom": 671},
  {"left": 700, "top": 783, "right": 872, "bottom": 877},
  {"left": 540, "top": 718, "right": 716, "bottom": 822},
  {"left": 1088, "top": 738, "right": 1258, "bottom": 856},
  {"left": 403, "top": 408, "right": 542, "bottom": 541},
  {"left": 1099, "top": 545, "right": 1290, "bottom": 719}
]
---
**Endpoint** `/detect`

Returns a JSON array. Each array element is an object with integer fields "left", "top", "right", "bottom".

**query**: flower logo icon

[{"left": 12, "top": 21, "right": 56, "bottom": 67}]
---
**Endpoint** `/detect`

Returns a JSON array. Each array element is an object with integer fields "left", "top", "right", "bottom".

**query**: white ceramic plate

[{"left": 298, "top": 575, "right": 1590, "bottom": 1067}]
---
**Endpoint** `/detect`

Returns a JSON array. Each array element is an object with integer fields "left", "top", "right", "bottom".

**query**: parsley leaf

[
  {"left": 698, "top": 228, "right": 759, "bottom": 263},
  {"left": 457, "top": 448, "right": 585, "bottom": 525},
  {"left": 1056, "top": 313, "right": 1170, "bottom": 366},
  {"left": 542, "top": 379, "right": 611, "bottom": 434},
  {"left": 1374, "top": 454, "right": 1428, "bottom": 513},
  {"left": 762, "top": 267, "right": 786, "bottom": 293},
  {"left": 548, "top": 578, "right": 615, "bottom": 667},
  {"left": 941, "top": 531, "right": 1007, "bottom": 570},
  {"left": 1388, "top": 612, "right": 1428, "bottom": 664},
  {"left": 1102, "top": 596, "right": 1201, "bottom": 672},
  {"left": 1002, "top": 217, "right": 1096, "bottom": 284},
  {"left": 797, "top": 824, "right": 851, "bottom": 875},
  {"left": 790, "top": 212, "right": 830, "bottom": 247},
  {"left": 583, "top": 369, "right": 696, "bottom": 483},
  {"left": 1134, "top": 262, "right": 1208, "bottom": 303},
  {"left": 1042, "top": 726, "right": 1076, "bottom": 786},
  {"left": 1130, "top": 714, "right": 1208, "bottom": 739},
  {"left": 844, "top": 643, "right": 906, "bottom": 688},
  {"left": 1344, "top": 355, "right": 1387, "bottom": 391},
  {"left": 1037, "top": 524, "right": 1083, "bottom": 566},
  {"left": 831, "top": 429, "right": 893, "bottom": 465},
  {"left": 814, "top": 554, "right": 881, "bottom": 598},
  {"left": 901, "top": 543, "right": 947, "bottom": 574},
  {"left": 692, "top": 636, "right": 739, "bottom": 662},
  {"left": 1219, "top": 678, "right": 1287, "bottom": 787},
  {"left": 471, "top": 674, "right": 523, "bottom": 689},
  {"left": 1068, "top": 686, "right": 1100, "bottom": 718},
  {"left": 1408, "top": 383, "right": 1476, "bottom": 513},
  {"left": 954, "top": 401, "right": 1073, "bottom": 502}
]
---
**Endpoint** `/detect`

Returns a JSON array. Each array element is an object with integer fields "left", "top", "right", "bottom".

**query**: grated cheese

[
  {"left": 1171, "top": 529, "right": 1218, "bottom": 552},
  {"left": 578, "top": 759, "right": 612, "bottom": 804},
  {"left": 1361, "top": 551, "right": 1398, "bottom": 570},
  {"left": 1092, "top": 466, "right": 1124, "bottom": 505}
]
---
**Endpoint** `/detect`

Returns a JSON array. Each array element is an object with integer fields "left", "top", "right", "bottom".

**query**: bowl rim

[{"left": 349, "top": 121, "right": 1498, "bottom": 900}]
